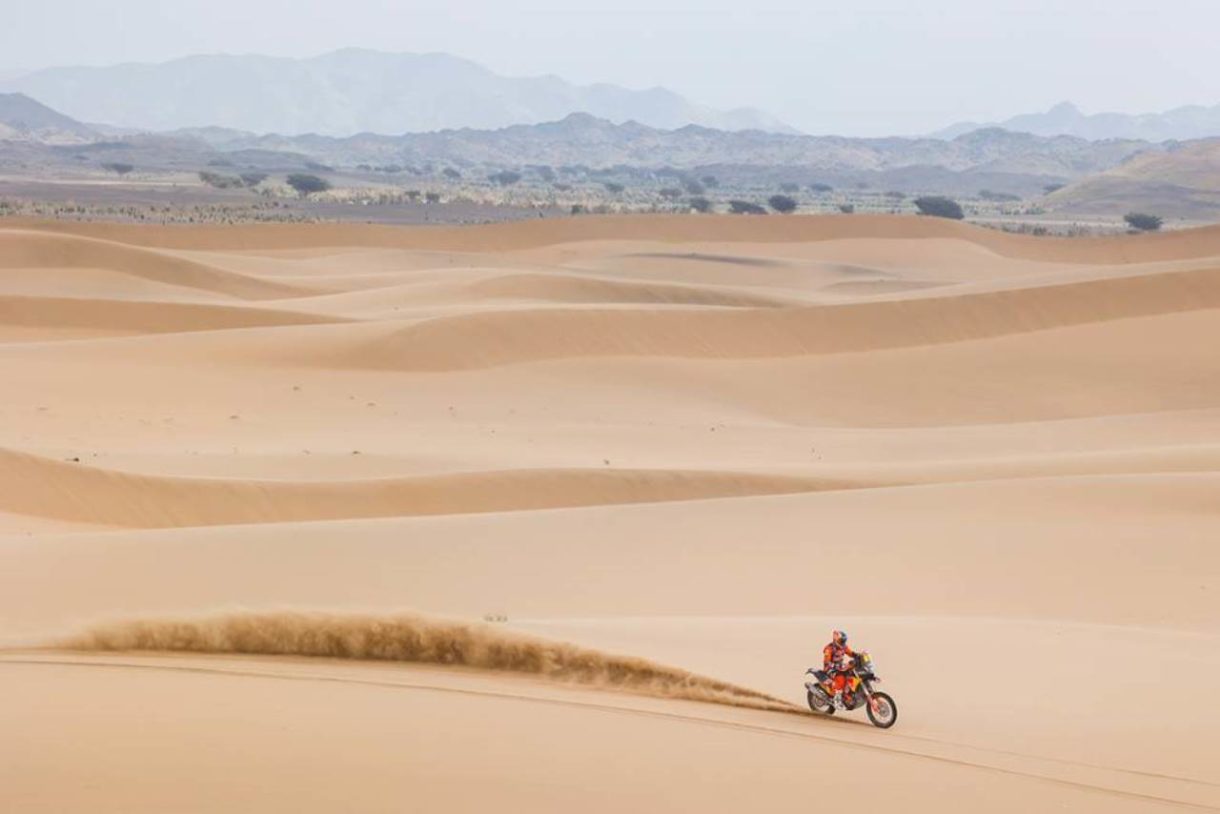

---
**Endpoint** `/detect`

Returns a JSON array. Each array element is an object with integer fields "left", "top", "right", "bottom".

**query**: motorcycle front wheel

[{"left": 866, "top": 692, "right": 897, "bottom": 728}]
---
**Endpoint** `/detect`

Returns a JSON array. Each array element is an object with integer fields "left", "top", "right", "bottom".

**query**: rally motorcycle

[{"left": 804, "top": 651, "right": 897, "bottom": 729}]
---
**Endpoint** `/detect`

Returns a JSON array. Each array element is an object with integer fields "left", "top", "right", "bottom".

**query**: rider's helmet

[{"left": 833, "top": 629, "right": 848, "bottom": 646}]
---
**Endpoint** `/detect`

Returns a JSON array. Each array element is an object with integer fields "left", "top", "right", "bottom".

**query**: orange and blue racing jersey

[{"left": 823, "top": 641, "right": 855, "bottom": 673}]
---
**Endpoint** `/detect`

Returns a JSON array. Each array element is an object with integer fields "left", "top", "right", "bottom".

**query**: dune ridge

[
  {"left": 13, "top": 215, "right": 1220, "bottom": 264},
  {"left": 0, "top": 294, "right": 346, "bottom": 334},
  {"left": 0, "top": 230, "right": 316, "bottom": 300},
  {"left": 462, "top": 272, "right": 797, "bottom": 307},
  {"left": 0, "top": 447, "right": 860, "bottom": 527},
  {"left": 6, "top": 440, "right": 1215, "bottom": 530},
  {"left": 58, "top": 609, "right": 797, "bottom": 712},
  {"left": 338, "top": 264, "right": 1220, "bottom": 370}
]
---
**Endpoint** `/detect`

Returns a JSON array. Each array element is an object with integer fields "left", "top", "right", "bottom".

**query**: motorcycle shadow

[{"left": 783, "top": 702, "right": 877, "bottom": 728}]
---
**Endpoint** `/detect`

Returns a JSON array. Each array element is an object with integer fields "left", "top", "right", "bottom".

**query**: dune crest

[
  {"left": 0, "top": 294, "right": 345, "bottom": 335},
  {"left": 0, "top": 230, "right": 316, "bottom": 300},
  {"left": 0, "top": 447, "right": 858, "bottom": 527},
  {"left": 60, "top": 609, "right": 797, "bottom": 712},
  {"left": 15, "top": 214, "right": 1220, "bottom": 264},
  {"left": 331, "top": 263, "right": 1220, "bottom": 371}
]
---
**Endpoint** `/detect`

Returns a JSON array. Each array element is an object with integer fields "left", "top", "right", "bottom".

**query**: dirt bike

[{"left": 804, "top": 650, "right": 897, "bottom": 729}]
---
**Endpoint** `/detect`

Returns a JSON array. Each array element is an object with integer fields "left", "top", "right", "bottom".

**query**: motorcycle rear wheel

[
  {"left": 866, "top": 692, "right": 897, "bottom": 729},
  {"left": 807, "top": 688, "right": 834, "bottom": 714}
]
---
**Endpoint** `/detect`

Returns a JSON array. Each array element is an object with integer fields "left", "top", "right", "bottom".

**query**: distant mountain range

[
  {"left": 8, "top": 90, "right": 1219, "bottom": 215},
  {"left": 0, "top": 92, "right": 97, "bottom": 143},
  {"left": 199, "top": 116, "right": 1150, "bottom": 182},
  {"left": 937, "top": 101, "right": 1220, "bottom": 143},
  {"left": 0, "top": 49, "right": 795, "bottom": 137},
  {"left": 2, "top": 87, "right": 1152, "bottom": 185}
]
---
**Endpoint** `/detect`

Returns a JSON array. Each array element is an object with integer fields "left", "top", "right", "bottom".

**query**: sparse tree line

[
  {"left": 195, "top": 171, "right": 333, "bottom": 198},
  {"left": 198, "top": 171, "right": 269, "bottom": 189},
  {"left": 93, "top": 156, "right": 1169, "bottom": 231}
]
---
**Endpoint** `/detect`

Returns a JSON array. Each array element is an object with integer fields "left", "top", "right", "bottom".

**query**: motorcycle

[{"left": 804, "top": 651, "right": 897, "bottom": 729}]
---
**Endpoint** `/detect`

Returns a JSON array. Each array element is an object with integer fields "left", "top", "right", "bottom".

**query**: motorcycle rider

[{"left": 822, "top": 629, "right": 855, "bottom": 703}]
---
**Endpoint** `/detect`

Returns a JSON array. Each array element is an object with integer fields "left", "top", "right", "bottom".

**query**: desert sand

[{"left": 0, "top": 214, "right": 1217, "bottom": 812}]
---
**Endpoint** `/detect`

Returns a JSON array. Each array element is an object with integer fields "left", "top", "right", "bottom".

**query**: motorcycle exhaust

[{"left": 805, "top": 681, "right": 830, "bottom": 700}]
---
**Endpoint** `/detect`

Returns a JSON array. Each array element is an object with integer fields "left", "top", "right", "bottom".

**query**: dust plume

[{"left": 60, "top": 609, "right": 798, "bottom": 713}]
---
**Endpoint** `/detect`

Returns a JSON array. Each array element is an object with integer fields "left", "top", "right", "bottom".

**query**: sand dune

[
  {"left": 329, "top": 264, "right": 1220, "bottom": 371},
  {"left": 10, "top": 652, "right": 1208, "bottom": 814},
  {"left": 15, "top": 214, "right": 1220, "bottom": 263},
  {"left": 254, "top": 269, "right": 799, "bottom": 321},
  {"left": 462, "top": 271, "right": 799, "bottom": 307},
  {"left": 0, "top": 446, "right": 860, "bottom": 527},
  {"left": 1, "top": 214, "right": 1217, "bottom": 813},
  {"left": 0, "top": 294, "right": 346, "bottom": 335},
  {"left": 5, "top": 474, "right": 1217, "bottom": 637},
  {"left": 0, "top": 230, "right": 317, "bottom": 300}
]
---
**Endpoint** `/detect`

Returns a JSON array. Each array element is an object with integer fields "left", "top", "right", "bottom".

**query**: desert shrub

[
  {"left": 978, "top": 189, "right": 1021, "bottom": 202},
  {"left": 286, "top": 173, "right": 331, "bottom": 197},
  {"left": 603, "top": 182, "right": 625, "bottom": 194},
  {"left": 531, "top": 165, "right": 556, "bottom": 182},
  {"left": 914, "top": 195, "right": 965, "bottom": 219},
  {"left": 768, "top": 194, "right": 798, "bottom": 213},
  {"left": 779, "top": 182, "right": 801, "bottom": 193},
  {"left": 103, "top": 162, "right": 134, "bottom": 176},
  {"left": 240, "top": 172, "right": 268, "bottom": 187},
  {"left": 198, "top": 171, "right": 243, "bottom": 189},
  {"left": 489, "top": 170, "right": 521, "bottom": 186},
  {"left": 700, "top": 175, "right": 720, "bottom": 189},
  {"left": 728, "top": 200, "right": 767, "bottom": 215},
  {"left": 839, "top": 204, "right": 855, "bottom": 214},
  {"left": 688, "top": 196, "right": 712, "bottom": 213},
  {"left": 404, "top": 190, "right": 421, "bottom": 201},
  {"left": 1043, "top": 183, "right": 1065, "bottom": 195},
  {"left": 1124, "top": 212, "right": 1163, "bottom": 231},
  {"left": 425, "top": 191, "right": 441, "bottom": 204},
  {"left": 443, "top": 168, "right": 462, "bottom": 180},
  {"left": 809, "top": 182, "right": 833, "bottom": 193},
  {"left": 658, "top": 187, "right": 684, "bottom": 200},
  {"left": 305, "top": 161, "right": 333, "bottom": 172},
  {"left": 884, "top": 190, "right": 906, "bottom": 200}
]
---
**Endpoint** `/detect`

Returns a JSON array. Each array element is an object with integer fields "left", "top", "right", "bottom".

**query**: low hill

[
  {"left": 0, "top": 92, "right": 96, "bottom": 144},
  {"left": 1047, "top": 139, "right": 1220, "bottom": 218}
]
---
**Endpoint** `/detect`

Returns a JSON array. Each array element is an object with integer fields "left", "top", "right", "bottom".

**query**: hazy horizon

[{"left": 6, "top": 0, "right": 1220, "bottom": 136}]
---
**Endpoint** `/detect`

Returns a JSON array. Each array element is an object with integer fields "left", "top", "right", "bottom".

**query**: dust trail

[{"left": 60, "top": 609, "right": 798, "bottom": 713}]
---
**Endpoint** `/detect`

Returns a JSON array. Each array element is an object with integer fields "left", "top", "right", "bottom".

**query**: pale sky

[{"left": 4, "top": 0, "right": 1218, "bottom": 135}]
